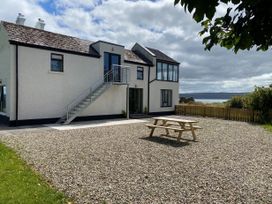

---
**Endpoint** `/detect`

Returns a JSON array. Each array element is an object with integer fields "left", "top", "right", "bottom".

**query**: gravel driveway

[{"left": 0, "top": 116, "right": 272, "bottom": 204}]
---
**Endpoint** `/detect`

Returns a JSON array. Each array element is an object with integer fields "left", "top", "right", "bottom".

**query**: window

[
  {"left": 156, "top": 62, "right": 179, "bottom": 82},
  {"left": 157, "top": 62, "right": 162, "bottom": 80},
  {"left": 137, "top": 67, "right": 144, "bottom": 80},
  {"left": 173, "top": 65, "right": 178, "bottom": 81},
  {"left": 161, "top": 89, "right": 172, "bottom": 107},
  {"left": 51, "top": 54, "right": 63, "bottom": 72},
  {"left": 162, "top": 63, "right": 168, "bottom": 80},
  {"left": 0, "top": 85, "right": 6, "bottom": 113},
  {"left": 168, "top": 65, "right": 173, "bottom": 81}
]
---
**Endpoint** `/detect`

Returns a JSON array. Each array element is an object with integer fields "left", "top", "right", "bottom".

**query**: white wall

[
  {"left": 0, "top": 24, "right": 11, "bottom": 116},
  {"left": 80, "top": 85, "right": 127, "bottom": 116},
  {"left": 147, "top": 57, "right": 179, "bottom": 113},
  {"left": 149, "top": 80, "right": 179, "bottom": 113},
  {"left": 124, "top": 62, "right": 149, "bottom": 112},
  {"left": 17, "top": 46, "right": 127, "bottom": 120},
  {"left": 11, "top": 39, "right": 179, "bottom": 121}
]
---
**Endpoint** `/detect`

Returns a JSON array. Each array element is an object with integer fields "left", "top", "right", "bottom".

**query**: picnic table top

[{"left": 153, "top": 117, "right": 198, "bottom": 123}]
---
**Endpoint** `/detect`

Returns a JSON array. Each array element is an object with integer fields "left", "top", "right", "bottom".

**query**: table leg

[
  {"left": 178, "top": 122, "right": 185, "bottom": 129},
  {"left": 189, "top": 123, "right": 197, "bottom": 141},
  {"left": 149, "top": 119, "right": 158, "bottom": 137},
  {"left": 177, "top": 122, "right": 185, "bottom": 141},
  {"left": 177, "top": 130, "right": 183, "bottom": 142},
  {"left": 162, "top": 120, "right": 169, "bottom": 135}
]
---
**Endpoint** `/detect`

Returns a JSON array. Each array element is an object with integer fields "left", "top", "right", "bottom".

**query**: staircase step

[{"left": 57, "top": 81, "right": 113, "bottom": 125}]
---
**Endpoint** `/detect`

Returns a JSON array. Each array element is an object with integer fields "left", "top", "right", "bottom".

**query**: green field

[{"left": 0, "top": 143, "right": 71, "bottom": 204}]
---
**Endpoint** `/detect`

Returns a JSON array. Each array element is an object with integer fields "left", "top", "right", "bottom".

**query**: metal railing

[
  {"left": 108, "top": 64, "right": 130, "bottom": 84},
  {"left": 64, "top": 66, "right": 130, "bottom": 121}
]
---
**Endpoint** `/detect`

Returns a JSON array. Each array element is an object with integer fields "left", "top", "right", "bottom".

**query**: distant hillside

[{"left": 179, "top": 92, "right": 248, "bottom": 100}]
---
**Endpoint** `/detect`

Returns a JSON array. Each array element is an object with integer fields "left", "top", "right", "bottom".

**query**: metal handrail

[
  {"left": 65, "top": 69, "right": 114, "bottom": 120},
  {"left": 64, "top": 66, "right": 130, "bottom": 120}
]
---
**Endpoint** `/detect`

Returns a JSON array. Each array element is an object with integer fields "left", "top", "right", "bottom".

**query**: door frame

[
  {"left": 104, "top": 52, "right": 121, "bottom": 73},
  {"left": 129, "top": 88, "right": 143, "bottom": 115},
  {"left": 104, "top": 52, "right": 121, "bottom": 82}
]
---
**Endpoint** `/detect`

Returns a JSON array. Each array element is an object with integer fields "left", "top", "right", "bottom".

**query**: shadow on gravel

[{"left": 140, "top": 136, "right": 190, "bottom": 148}]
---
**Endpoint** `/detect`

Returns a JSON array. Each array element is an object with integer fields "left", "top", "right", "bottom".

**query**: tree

[{"left": 174, "top": 0, "right": 272, "bottom": 52}]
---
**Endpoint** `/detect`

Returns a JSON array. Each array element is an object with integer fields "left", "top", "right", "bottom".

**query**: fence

[{"left": 175, "top": 104, "right": 272, "bottom": 123}]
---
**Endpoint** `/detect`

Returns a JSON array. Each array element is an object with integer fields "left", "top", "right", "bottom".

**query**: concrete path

[{"left": 47, "top": 119, "right": 148, "bottom": 130}]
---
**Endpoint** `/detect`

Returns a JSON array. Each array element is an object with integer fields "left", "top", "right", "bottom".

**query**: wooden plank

[
  {"left": 145, "top": 124, "right": 185, "bottom": 132},
  {"left": 175, "top": 104, "right": 270, "bottom": 123},
  {"left": 153, "top": 117, "right": 197, "bottom": 123}
]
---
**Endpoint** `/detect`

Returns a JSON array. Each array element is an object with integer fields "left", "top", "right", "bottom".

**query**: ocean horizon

[{"left": 194, "top": 99, "right": 228, "bottom": 103}]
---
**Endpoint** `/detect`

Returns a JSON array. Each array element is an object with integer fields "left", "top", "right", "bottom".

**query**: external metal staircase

[{"left": 57, "top": 66, "right": 130, "bottom": 125}]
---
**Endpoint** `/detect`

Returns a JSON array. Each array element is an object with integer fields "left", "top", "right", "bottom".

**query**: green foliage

[
  {"left": 249, "top": 86, "right": 272, "bottom": 122},
  {"left": 227, "top": 96, "right": 244, "bottom": 108},
  {"left": 227, "top": 95, "right": 251, "bottom": 109},
  {"left": 174, "top": 0, "right": 272, "bottom": 52},
  {"left": 144, "top": 106, "right": 148, "bottom": 114},
  {"left": 263, "top": 124, "right": 272, "bottom": 133},
  {"left": 227, "top": 85, "right": 272, "bottom": 122},
  {"left": 179, "top": 97, "right": 195, "bottom": 104},
  {"left": 0, "top": 143, "right": 70, "bottom": 204}
]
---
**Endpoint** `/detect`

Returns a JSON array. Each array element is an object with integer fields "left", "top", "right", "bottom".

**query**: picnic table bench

[{"left": 146, "top": 117, "right": 202, "bottom": 142}]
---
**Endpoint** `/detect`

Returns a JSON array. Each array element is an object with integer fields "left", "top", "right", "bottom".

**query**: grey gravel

[{"left": 0, "top": 116, "right": 272, "bottom": 204}]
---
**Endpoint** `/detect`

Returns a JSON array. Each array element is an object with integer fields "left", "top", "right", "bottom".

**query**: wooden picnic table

[{"left": 146, "top": 117, "right": 201, "bottom": 142}]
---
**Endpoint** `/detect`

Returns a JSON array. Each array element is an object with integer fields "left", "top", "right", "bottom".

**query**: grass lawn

[
  {"left": 263, "top": 124, "right": 272, "bottom": 133},
  {"left": 0, "top": 143, "right": 71, "bottom": 204}
]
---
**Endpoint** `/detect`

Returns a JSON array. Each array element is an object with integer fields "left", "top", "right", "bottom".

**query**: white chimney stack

[
  {"left": 16, "top": 13, "right": 26, "bottom": 25},
  {"left": 35, "top": 18, "right": 45, "bottom": 30}
]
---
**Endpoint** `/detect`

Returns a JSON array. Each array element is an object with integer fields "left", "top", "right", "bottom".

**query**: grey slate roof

[
  {"left": 124, "top": 49, "right": 152, "bottom": 65},
  {"left": 1, "top": 21, "right": 176, "bottom": 65},
  {"left": 146, "top": 47, "right": 179, "bottom": 64},
  {"left": 1, "top": 21, "right": 100, "bottom": 57}
]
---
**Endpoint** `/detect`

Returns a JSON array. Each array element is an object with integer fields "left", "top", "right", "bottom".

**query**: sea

[
  {"left": 180, "top": 92, "right": 247, "bottom": 104},
  {"left": 194, "top": 99, "right": 228, "bottom": 104}
]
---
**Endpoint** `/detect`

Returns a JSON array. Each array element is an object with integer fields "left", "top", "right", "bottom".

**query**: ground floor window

[
  {"left": 0, "top": 85, "right": 6, "bottom": 113},
  {"left": 161, "top": 89, "right": 172, "bottom": 107}
]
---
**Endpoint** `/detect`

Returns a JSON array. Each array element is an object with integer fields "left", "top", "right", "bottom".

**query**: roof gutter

[{"left": 9, "top": 41, "right": 101, "bottom": 58}]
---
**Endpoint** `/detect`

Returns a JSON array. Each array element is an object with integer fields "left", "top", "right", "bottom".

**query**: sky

[{"left": 0, "top": 0, "right": 271, "bottom": 93}]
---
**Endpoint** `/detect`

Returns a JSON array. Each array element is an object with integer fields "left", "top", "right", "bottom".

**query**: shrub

[
  {"left": 249, "top": 86, "right": 272, "bottom": 122},
  {"left": 179, "top": 97, "right": 195, "bottom": 104},
  {"left": 227, "top": 85, "right": 272, "bottom": 123},
  {"left": 227, "top": 96, "right": 244, "bottom": 108}
]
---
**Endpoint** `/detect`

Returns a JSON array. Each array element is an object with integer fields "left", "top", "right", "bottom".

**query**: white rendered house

[{"left": 0, "top": 18, "right": 180, "bottom": 126}]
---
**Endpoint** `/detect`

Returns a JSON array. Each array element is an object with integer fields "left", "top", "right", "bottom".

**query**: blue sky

[{"left": 0, "top": 0, "right": 271, "bottom": 93}]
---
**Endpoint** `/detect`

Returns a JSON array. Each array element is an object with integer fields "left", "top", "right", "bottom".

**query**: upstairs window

[
  {"left": 51, "top": 54, "right": 64, "bottom": 72},
  {"left": 157, "top": 62, "right": 179, "bottom": 82},
  {"left": 137, "top": 67, "right": 144, "bottom": 80}
]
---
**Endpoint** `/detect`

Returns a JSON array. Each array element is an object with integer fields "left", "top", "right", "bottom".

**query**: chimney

[
  {"left": 16, "top": 13, "right": 26, "bottom": 25},
  {"left": 35, "top": 18, "right": 45, "bottom": 30}
]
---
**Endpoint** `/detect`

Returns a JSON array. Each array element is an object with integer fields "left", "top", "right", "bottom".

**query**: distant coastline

[
  {"left": 194, "top": 99, "right": 228, "bottom": 103},
  {"left": 180, "top": 92, "right": 248, "bottom": 100}
]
